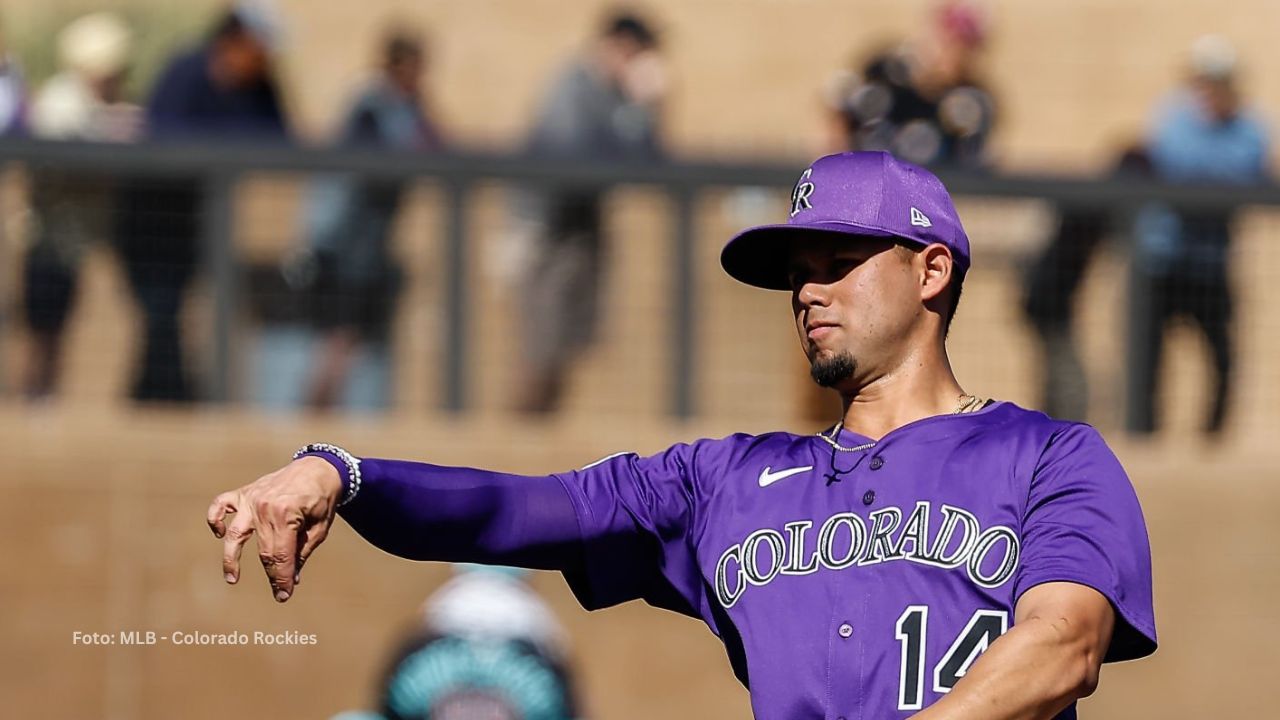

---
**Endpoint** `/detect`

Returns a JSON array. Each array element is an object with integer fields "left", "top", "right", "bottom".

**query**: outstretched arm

[
  {"left": 206, "top": 452, "right": 583, "bottom": 604},
  {"left": 337, "top": 457, "right": 582, "bottom": 567},
  {"left": 910, "top": 582, "right": 1115, "bottom": 720}
]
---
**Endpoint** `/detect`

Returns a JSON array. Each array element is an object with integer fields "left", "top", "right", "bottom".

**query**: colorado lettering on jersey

[{"left": 714, "top": 501, "right": 1020, "bottom": 609}]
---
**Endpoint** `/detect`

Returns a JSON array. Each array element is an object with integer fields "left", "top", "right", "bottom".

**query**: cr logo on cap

[{"left": 790, "top": 168, "right": 815, "bottom": 217}]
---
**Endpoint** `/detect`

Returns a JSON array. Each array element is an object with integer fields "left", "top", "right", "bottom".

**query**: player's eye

[{"left": 826, "top": 258, "right": 860, "bottom": 279}]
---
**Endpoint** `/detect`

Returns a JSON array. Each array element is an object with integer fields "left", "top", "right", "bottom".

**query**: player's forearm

[
  {"left": 909, "top": 617, "right": 1101, "bottom": 720},
  {"left": 337, "top": 458, "right": 585, "bottom": 570}
]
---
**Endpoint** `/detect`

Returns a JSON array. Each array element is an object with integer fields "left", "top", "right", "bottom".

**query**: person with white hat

[{"left": 20, "top": 11, "right": 140, "bottom": 400}]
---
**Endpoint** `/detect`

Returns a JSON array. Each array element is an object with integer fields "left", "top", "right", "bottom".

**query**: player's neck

[{"left": 837, "top": 349, "right": 965, "bottom": 441}]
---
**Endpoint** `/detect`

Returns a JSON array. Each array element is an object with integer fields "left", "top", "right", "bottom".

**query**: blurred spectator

[
  {"left": 508, "top": 11, "right": 665, "bottom": 413},
  {"left": 801, "top": 1, "right": 995, "bottom": 425},
  {"left": 333, "top": 566, "right": 581, "bottom": 720},
  {"left": 1126, "top": 36, "right": 1269, "bottom": 436},
  {"left": 20, "top": 11, "right": 139, "bottom": 400},
  {"left": 824, "top": 0, "right": 996, "bottom": 168},
  {"left": 114, "top": 2, "right": 288, "bottom": 403},
  {"left": 297, "top": 28, "right": 445, "bottom": 411},
  {"left": 0, "top": 22, "right": 26, "bottom": 135},
  {"left": 145, "top": 1, "right": 286, "bottom": 139},
  {"left": 1022, "top": 146, "right": 1151, "bottom": 422}
]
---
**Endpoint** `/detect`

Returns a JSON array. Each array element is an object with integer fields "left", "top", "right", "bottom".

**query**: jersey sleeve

[
  {"left": 552, "top": 444, "right": 705, "bottom": 619},
  {"left": 1015, "top": 424, "right": 1157, "bottom": 662}
]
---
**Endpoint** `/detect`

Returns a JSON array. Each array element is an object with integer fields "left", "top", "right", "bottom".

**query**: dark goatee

[{"left": 810, "top": 351, "right": 856, "bottom": 388}]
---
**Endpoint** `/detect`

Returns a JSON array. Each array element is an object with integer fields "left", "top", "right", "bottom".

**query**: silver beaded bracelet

[{"left": 293, "top": 443, "right": 362, "bottom": 507}]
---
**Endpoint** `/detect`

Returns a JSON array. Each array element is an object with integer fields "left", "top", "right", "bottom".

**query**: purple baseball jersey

[{"left": 550, "top": 402, "right": 1155, "bottom": 719}]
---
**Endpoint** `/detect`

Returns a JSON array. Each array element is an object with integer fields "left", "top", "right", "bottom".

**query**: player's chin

[
  {"left": 805, "top": 339, "right": 839, "bottom": 361},
  {"left": 809, "top": 347, "right": 857, "bottom": 387}
]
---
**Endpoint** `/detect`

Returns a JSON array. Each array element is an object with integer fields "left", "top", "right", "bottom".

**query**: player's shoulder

[
  {"left": 978, "top": 400, "right": 1101, "bottom": 436},
  {"left": 577, "top": 431, "right": 804, "bottom": 473},
  {"left": 653, "top": 430, "right": 821, "bottom": 479},
  {"left": 684, "top": 428, "right": 823, "bottom": 457},
  {"left": 979, "top": 402, "right": 1123, "bottom": 474}
]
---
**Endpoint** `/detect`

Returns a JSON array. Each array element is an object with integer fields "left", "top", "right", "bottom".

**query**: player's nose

[{"left": 795, "top": 280, "right": 833, "bottom": 308}]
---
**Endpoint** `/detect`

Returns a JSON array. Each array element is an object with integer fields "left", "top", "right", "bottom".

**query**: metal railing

[{"left": 2, "top": 138, "right": 1278, "bottom": 418}]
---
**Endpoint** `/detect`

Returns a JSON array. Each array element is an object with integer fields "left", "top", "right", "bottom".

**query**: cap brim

[{"left": 720, "top": 222, "right": 900, "bottom": 290}]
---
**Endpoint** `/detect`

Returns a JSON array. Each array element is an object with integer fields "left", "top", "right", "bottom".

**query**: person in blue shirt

[
  {"left": 115, "top": 3, "right": 289, "bottom": 403},
  {"left": 1127, "top": 35, "right": 1270, "bottom": 435}
]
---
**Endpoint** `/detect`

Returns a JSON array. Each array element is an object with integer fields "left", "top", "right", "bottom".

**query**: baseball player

[{"left": 208, "top": 151, "right": 1156, "bottom": 719}]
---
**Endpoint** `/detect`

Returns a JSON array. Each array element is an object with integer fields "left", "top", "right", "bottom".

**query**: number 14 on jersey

[{"left": 894, "top": 606, "right": 1009, "bottom": 710}]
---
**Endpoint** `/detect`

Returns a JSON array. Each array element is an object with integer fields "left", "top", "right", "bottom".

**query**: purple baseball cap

[{"left": 720, "top": 151, "right": 971, "bottom": 290}]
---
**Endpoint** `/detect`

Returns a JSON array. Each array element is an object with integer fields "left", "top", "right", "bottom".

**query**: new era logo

[{"left": 910, "top": 207, "right": 932, "bottom": 228}]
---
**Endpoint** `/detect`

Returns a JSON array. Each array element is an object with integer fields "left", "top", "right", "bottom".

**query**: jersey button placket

[
  {"left": 861, "top": 456, "right": 883, "bottom": 506},
  {"left": 829, "top": 606, "right": 862, "bottom": 720}
]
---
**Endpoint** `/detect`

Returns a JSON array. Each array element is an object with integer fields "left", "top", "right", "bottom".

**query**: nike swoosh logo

[{"left": 758, "top": 465, "right": 814, "bottom": 487}]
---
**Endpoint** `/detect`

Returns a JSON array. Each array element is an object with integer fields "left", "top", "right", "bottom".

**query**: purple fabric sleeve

[
  {"left": 1014, "top": 424, "right": 1158, "bottom": 662},
  {"left": 551, "top": 445, "right": 704, "bottom": 618},
  {"left": 334, "top": 458, "right": 586, "bottom": 572}
]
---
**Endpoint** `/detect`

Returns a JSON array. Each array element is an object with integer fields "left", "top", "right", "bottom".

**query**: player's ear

[{"left": 918, "top": 243, "right": 954, "bottom": 304}]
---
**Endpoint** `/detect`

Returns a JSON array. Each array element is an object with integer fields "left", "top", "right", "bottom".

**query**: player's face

[{"left": 788, "top": 237, "right": 923, "bottom": 390}]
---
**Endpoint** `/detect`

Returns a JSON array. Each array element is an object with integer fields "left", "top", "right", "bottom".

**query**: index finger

[{"left": 206, "top": 491, "right": 239, "bottom": 538}]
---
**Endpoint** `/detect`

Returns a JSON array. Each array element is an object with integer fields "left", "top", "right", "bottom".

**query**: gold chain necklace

[{"left": 816, "top": 393, "right": 986, "bottom": 452}]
